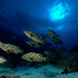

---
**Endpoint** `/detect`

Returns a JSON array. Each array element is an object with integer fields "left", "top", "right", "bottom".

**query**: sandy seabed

[{"left": 0, "top": 64, "right": 78, "bottom": 78}]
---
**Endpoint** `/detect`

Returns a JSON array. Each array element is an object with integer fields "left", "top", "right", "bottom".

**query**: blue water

[
  {"left": 0, "top": 0, "right": 78, "bottom": 50},
  {"left": 0, "top": 0, "right": 78, "bottom": 77}
]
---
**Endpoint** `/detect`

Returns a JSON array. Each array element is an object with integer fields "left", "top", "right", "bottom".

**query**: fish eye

[{"left": 30, "top": 33, "right": 34, "bottom": 37}]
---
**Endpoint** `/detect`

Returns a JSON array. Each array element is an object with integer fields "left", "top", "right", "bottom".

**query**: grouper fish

[{"left": 24, "top": 30, "right": 45, "bottom": 44}]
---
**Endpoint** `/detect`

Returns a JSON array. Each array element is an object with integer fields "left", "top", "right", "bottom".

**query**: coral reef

[
  {"left": 44, "top": 49, "right": 78, "bottom": 73},
  {"left": 21, "top": 52, "right": 47, "bottom": 63},
  {"left": 0, "top": 41, "right": 24, "bottom": 54}
]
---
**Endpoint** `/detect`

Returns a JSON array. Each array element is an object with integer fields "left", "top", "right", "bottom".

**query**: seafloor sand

[{"left": 0, "top": 65, "right": 78, "bottom": 78}]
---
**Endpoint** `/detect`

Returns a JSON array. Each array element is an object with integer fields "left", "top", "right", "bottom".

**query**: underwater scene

[{"left": 0, "top": 0, "right": 78, "bottom": 78}]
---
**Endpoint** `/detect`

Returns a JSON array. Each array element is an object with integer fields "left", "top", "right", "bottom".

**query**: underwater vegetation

[{"left": 0, "top": 30, "right": 78, "bottom": 78}]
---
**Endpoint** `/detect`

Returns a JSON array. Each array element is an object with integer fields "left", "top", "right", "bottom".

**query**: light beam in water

[{"left": 50, "top": 2, "right": 70, "bottom": 22}]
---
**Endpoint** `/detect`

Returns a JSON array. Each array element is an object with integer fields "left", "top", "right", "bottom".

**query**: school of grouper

[{"left": 0, "top": 30, "right": 78, "bottom": 78}]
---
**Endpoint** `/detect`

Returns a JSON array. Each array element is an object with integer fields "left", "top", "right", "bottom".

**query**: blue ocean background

[
  {"left": 0, "top": 0, "right": 78, "bottom": 78},
  {"left": 0, "top": 0, "right": 78, "bottom": 50}
]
